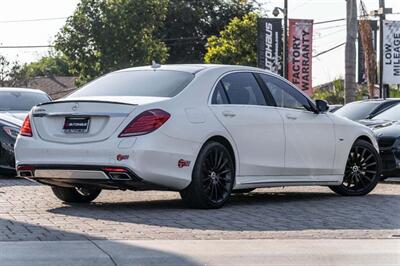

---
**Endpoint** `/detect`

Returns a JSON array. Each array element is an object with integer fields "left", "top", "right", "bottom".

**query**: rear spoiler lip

[{"left": 37, "top": 100, "right": 137, "bottom": 107}]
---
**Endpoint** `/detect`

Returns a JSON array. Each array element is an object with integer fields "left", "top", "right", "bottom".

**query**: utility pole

[
  {"left": 345, "top": 0, "right": 358, "bottom": 103},
  {"left": 379, "top": 0, "right": 387, "bottom": 98},
  {"left": 272, "top": 0, "right": 288, "bottom": 79},
  {"left": 371, "top": 0, "right": 392, "bottom": 98},
  {"left": 283, "top": 0, "right": 288, "bottom": 79}
]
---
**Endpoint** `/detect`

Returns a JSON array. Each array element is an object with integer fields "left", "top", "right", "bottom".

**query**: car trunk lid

[{"left": 32, "top": 96, "right": 168, "bottom": 144}]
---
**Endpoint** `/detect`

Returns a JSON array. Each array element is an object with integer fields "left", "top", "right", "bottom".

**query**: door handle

[
  {"left": 222, "top": 111, "right": 236, "bottom": 118},
  {"left": 285, "top": 114, "right": 297, "bottom": 120}
]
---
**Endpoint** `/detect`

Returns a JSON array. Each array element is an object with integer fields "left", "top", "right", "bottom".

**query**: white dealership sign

[{"left": 383, "top": 20, "right": 400, "bottom": 84}]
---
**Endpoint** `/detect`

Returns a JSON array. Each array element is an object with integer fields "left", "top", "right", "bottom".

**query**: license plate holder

[{"left": 63, "top": 117, "right": 90, "bottom": 133}]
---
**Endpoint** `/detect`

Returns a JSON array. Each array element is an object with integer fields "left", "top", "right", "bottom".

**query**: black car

[
  {"left": 359, "top": 104, "right": 400, "bottom": 178},
  {"left": 334, "top": 98, "right": 400, "bottom": 121},
  {"left": 0, "top": 114, "right": 22, "bottom": 176},
  {"left": 0, "top": 87, "right": 51, "bottom": 120},
  {"left": 0, "top": 87, "right": 51, "bottom": 177}
]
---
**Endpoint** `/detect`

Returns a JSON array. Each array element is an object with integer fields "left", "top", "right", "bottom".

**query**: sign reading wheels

[
  {"left": 257, "top": 18, "right": 283, "bottom": 76},
  {"left": 288, "top": 19, "right": 313, "bottom": 95},
  {"left": 383, "top": 20, "right": 400, "bottom": 85}
]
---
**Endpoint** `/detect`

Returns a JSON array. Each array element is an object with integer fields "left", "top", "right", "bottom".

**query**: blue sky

[{"left": 0, "top": 0, "right": 399, "bottom": 86}]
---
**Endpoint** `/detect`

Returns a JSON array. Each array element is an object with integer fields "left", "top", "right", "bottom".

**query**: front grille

[{"left": 378, "top": 136, "right": 396, "bottom": 148}]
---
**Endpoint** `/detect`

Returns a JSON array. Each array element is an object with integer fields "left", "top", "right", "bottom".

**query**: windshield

[
  {"left": 334, "top": 101, "right": 381, "bottom": 120},
  {"left": 68, "top": 70, "right": 194, "bottom": 98},
  {"left": 0, "top": 91, "right": 50, "bottom": 111},
  {"left": 372, "top": 104, "right": 400, "bottom": 121}
]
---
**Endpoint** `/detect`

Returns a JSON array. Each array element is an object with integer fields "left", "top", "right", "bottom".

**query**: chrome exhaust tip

[
  {"left": 18, "top": 170, "right": 33, "bottom": 177},
  {"left": 109, "top": 172, "right": 131, "bottom": 180}
]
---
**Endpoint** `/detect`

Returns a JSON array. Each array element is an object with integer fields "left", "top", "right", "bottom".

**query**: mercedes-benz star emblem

[{"left": 72, "top": 103, "right": 79, "bottom": 111}]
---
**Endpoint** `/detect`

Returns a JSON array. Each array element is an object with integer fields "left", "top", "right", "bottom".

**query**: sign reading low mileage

[{"left": 383, "top": 20, "right": 400, "bottom": 85}]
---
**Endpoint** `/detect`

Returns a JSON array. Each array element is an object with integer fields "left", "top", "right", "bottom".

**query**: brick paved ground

[{"left": 0, "top": 178, "right": 399, "bottom": 241}]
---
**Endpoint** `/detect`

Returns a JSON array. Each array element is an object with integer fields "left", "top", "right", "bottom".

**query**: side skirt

[{"left": 234, "top": 175, "right": 343, "bottom": 190}]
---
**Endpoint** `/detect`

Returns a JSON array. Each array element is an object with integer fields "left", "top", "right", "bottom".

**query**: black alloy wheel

[
  {"left": 180, "top": 141, "right": 235, "bottom": 209},
  {"left": 330, "top": 139, "right": 381, "bottom": 196}
]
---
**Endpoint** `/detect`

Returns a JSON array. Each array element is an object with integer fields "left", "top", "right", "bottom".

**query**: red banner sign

[{"left": 288, "top": 19, "right": 313, "bottom": 95}]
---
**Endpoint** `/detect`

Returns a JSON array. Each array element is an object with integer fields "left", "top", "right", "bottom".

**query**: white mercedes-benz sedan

[{"left": 15, "top": 64, "right": 381, "bottom": 209}]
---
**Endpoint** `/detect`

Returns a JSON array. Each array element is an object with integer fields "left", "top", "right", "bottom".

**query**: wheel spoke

[
  {"left": 364, "top": 170, "right": 376, "bottom": 174},
  {"left": 358, "top": 175, "right": 367, "bottom": 188},
  {"left": 363, "top": 162, "right": 376, "bottom": 168},
  {"left": 215, "top": 151, "right": 223, "bottom": 169},
  {"left": 216, "top": 159, "right": 228, "bottom": 172},
  {"left": 362, "top": 154, "right": 373, "bottom": 164},
  {"left": 213, "top": 150, "right": 219, "bottom": 168},
  {"left": 360, "top": 174, "right": 372, "bottom": 182},
  {"left": 218, "top": 169, "right": 231, "bottom": 175}
]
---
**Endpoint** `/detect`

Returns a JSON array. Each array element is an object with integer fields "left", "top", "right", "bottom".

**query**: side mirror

[{"left": 315, "top": 99, "right": 329, "bottom": 113}]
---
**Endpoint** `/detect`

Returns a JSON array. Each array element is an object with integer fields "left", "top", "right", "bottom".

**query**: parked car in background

[
  {"left": 328, "top": 104, "right": 343, "bottom": 113},
  {"left": 334, "top": 98, "right": 400, "bottom": 121},
  {"left": 359, "top": 104, "right": 400, "bottom": 179},
  {"left": 0, "top": 114, "right": 22, "bottom": 176},
  {"left": 15, "top": 64, "right": 381, "bottom": 209},
  {"left": 0, "top": 88, "right": 51, "bottom": 121}
]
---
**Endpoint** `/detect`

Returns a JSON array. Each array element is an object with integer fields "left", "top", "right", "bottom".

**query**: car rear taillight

[
  {"left": 20, "top": 115, "right": 32, "bottom": 137},
  {"left": 119, "top": 109, "right": 170, "bottom": 137}
]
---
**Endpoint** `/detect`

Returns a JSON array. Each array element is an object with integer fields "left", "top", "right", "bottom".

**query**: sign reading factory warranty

[
  {"left": 288, "top": 19, "right": 313, "bottom": 95},
  {"left": 383, "top": 20, "right": 400, "bottom": 84}
]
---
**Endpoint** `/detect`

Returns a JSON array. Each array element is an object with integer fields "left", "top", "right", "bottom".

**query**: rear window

[
  {"left": 0, "top": 91, "right": 50, "bottom": 111},
  {"left": 69, "top": 70, "right": 194, "bottom": 98}
]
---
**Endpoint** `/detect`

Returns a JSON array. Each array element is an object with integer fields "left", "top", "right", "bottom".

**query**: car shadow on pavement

[
  {"left": 0, "top": 218, "right": 200, "bottom": 265},
  {"left": 48, "top": 190, "right": 400, "bottom": 232},
  {"left": 0, "top": 177, "right": 39, "bottom": 188}
]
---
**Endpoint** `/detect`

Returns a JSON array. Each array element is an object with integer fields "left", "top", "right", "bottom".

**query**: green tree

[
  {"left": 22, "top": 54, "right": 71, "bottom": 77},
  {"left": 204, "top": 12, "right": 258, "bottom": 66},
  {"left": 312, "top": 78, "right": 345, "bottom": 105},
  {"left": 55, "top": 0, "right": 169, "bottom": 84},
  {"left": 0, "top": 54, "right": 25, "bottom": 87},
  {"left": 163, "top": 0, "right": 255, "bottom": 63}
]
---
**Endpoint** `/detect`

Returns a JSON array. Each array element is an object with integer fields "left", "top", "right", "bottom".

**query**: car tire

[
  {"left": 51, "top": 186, "right": 101, "bottom": 203},
  {"left": 329, "top": 139, "right": 381, "bottom": 196},
  {"left": 180, "top": 141, "right": 235, "bottom": 209}
]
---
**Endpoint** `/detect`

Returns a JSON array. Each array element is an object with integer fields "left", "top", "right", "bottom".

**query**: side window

[
  {"left": 260, "top": 74, "right": 313, "bottom": 111},
  {"left": 211, "top": 82, "right": 229, "bottom": 104},
  {"left": 221, "top": 73, "right": 267, "bottom": 106}
]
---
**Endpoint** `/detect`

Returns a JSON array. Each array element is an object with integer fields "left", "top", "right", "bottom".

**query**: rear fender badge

[
  {"left": 116, "top": 154, "right": 129, "bottom": 161},
  {"left": 178, "top": 159, "right": 191, "bottom": 168}
]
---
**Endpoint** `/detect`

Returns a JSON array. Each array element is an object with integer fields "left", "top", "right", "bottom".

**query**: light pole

[
  {"left": 371, "top": 0, "right": 392, "bottom": 98},
  {"left": 273, "top": 0, "right": 288, "bottom": 79}
]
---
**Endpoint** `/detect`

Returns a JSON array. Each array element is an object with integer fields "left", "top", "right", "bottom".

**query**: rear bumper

[
  {"left": 17, "top": 164, "right": 169, "bottom": 191},
  {"left": 15, "top": 131, "right": 200, "bottom": 190}
]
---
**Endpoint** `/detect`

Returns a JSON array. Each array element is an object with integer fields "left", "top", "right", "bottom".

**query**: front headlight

[{"left": 2, "top": 126, "right": 19, "bottom": 139}]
